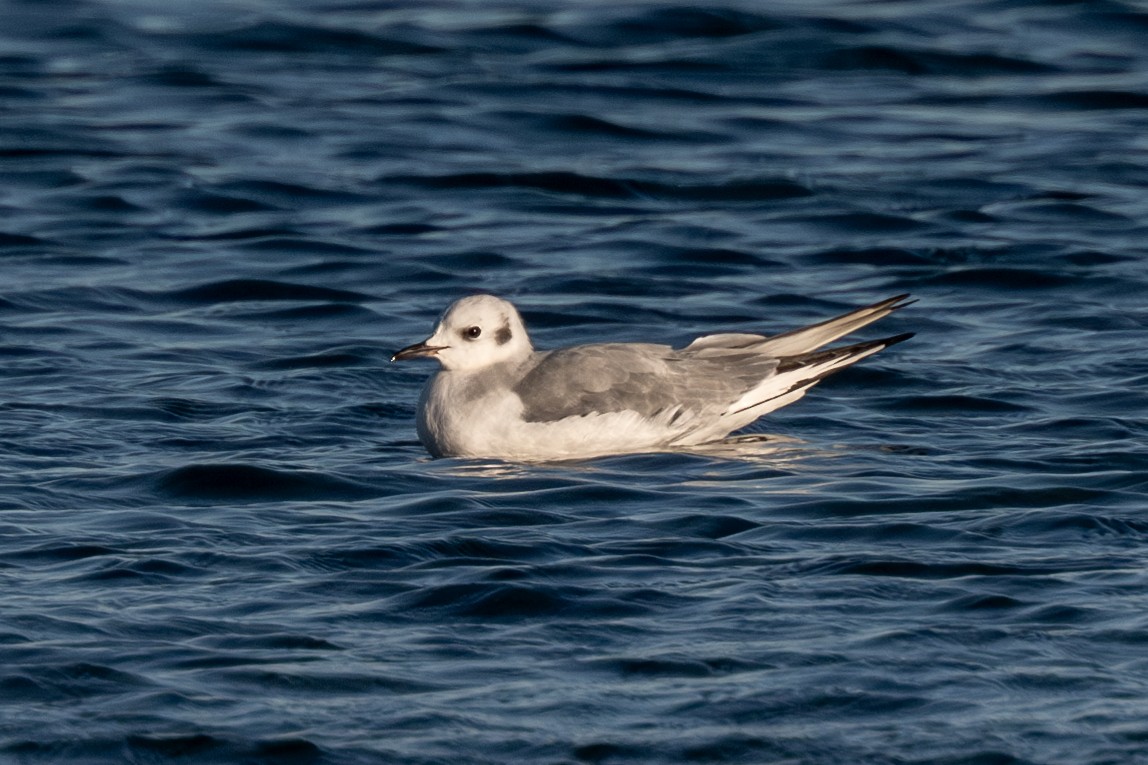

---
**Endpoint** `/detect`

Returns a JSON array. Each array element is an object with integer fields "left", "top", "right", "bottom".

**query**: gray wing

[
  {"left": 514, "top": 343, "right": 778, "bottom": 423},
  {"left": 685, "top": 294, "right": 914, "bottom": 357}
]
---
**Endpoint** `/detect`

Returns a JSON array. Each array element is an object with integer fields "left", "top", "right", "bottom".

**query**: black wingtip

[
  {"left": 881, "top": 331, "right": 915, "bottom": 348},
  {"left": 886, "top": 294, "right": 917, "bottom": 310}
]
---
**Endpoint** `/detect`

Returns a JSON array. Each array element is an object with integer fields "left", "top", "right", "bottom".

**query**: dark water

[{"left": 3, "top": 0, "right": 1148, "bottom": 763}]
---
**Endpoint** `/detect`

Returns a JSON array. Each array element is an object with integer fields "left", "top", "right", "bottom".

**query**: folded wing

[{"left": 512, "top": 295, "right": 914, "bottom": 444}]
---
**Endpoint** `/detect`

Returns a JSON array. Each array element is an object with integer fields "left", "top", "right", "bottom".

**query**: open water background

[{"left": 3, "top": 1, "right": 1148, "bottom": 763}]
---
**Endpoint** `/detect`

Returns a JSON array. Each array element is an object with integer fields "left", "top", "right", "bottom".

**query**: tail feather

[
  {"left": 674, "top": 297, "right": 914, "bottom": 446},
  {"left": 753, "top": 294, "right": 915, "bottom": 357},
  {"left": 728, "top": 331, "right": 914, "bottom": 417}
]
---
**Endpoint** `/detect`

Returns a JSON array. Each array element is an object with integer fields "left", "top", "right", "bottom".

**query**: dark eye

[{"left": 464, "top": 325, "right": 482, "bottom": 340}]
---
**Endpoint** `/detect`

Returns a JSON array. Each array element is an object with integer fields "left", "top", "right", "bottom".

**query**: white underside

[
  {"left": 418, "top": 373, "right": 683, "bottom": 460},
  {"left": 416, "top": 367, "right": 825, "bottom": 461}
]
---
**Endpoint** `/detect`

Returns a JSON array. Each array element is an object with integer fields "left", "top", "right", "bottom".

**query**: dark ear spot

[{"left": 496, "top": 324, "right": 512, "bottom": 345}]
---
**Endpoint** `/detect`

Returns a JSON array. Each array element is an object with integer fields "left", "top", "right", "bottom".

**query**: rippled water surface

[{"left": 3, "top": 1, "right": 1148, "bottom": 763}]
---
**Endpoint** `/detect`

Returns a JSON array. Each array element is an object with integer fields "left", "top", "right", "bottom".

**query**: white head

[{"left": 391, "top": 294, "right": 533, "bottom": 371}]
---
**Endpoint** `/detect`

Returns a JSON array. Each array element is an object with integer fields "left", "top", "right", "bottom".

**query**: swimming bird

[{"left": 392, "top": 294, "right": 913, "bottom": 461}]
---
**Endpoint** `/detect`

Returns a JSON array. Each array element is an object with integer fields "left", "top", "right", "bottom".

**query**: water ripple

[{"left": 2, "top": 1, "right": 1147, "bottom": 763}]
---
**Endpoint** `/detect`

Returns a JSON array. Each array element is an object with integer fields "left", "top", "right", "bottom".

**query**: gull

[{"left": 391, "top": 294, "right": 913, "bottom": 461}]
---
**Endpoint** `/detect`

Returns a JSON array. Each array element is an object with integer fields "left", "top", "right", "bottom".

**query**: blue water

[{"left": 3, "top": 1, "right": 1148, "bottom": 763}]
